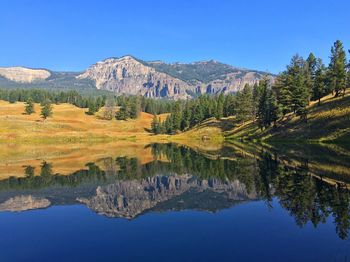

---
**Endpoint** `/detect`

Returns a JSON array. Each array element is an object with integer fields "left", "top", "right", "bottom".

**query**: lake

[{"left": 0, "top": 142, "right": 349, "bottom": 261}]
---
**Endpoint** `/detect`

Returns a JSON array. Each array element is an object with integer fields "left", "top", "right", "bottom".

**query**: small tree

[
  {"left": 151, "top": 114, "right": 160, "bottom": 134},
  {"left": 103, "top": 98, "right": 115, "bottom": 120},
  {"left": 24, "top": 98, "right": 35, "bottom": 115},
  {"left": 41, "top": 100, "right": 53, "bottom": 120}
]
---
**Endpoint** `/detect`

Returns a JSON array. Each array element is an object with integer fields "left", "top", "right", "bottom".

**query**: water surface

[{"left": 0, "top": 142, "right": 349, "bottom": 261}]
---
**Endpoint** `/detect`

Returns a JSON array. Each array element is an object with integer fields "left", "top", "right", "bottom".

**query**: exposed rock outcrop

[
  {"left": 77, "top": 56, "right": 192, "bottom": 99},
  {"left": 0, "top": 67, "right": 51, "bottom": 83}
]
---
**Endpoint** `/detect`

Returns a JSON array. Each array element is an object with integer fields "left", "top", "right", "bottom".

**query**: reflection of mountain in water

[
  {"left": 0, "top": 143, "right": 349, "bottom": 239},
  {"left": 78, "top": 175, "right": 257, "bottom": 219}
]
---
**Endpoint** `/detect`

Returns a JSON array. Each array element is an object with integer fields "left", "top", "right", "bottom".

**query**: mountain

[{"left": 0, "top": 56, "right": 274, "bottom": 99}]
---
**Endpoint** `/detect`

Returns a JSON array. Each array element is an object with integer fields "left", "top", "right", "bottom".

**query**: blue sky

[{"left": 1, "top": 0, "right": 349, "bottom": 74}]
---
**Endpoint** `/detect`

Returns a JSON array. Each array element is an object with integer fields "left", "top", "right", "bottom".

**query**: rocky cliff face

[
  {"left": 77, "top": 56, "right": 273, "bottom": 99},
  {"left": 0, "top": 67, "right": 51, "bottom": 83},
  {"left": 0, "top": 56, "right": 274, "bottom": 99},
  {"left": 77, "top": 174, "right": 257, "bottom": 219},
  {"left": 77, "top": 56, "right": 192, "bottom": 99}
]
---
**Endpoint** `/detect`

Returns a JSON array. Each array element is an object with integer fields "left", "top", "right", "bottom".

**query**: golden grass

[{"left": 0, "top": 101, "right": 173, "bottom": 143}]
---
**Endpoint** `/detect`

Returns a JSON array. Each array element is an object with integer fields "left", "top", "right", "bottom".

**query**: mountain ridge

[{"left": 0, "top": 55, "right": 274, "bottom": 99}]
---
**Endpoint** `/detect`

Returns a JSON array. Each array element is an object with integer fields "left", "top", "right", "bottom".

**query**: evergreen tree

[
  {"left": 235, "top": 84, "right": 254, "bottom": 123},
  {"left": 274, "top": 72, "right": 292, "bottom": 116},
  {"left": 40, "top": 100, "right": 53, "bottom": 120},
  {"left": 130, "top": 96, "right": 141, "bottom": 119},
  {"left": 328, "top": 40, "right": 347, "bottom": 97},
  {"left": 288, "top": 54, "right": 308, "bottom": 115},
  {"left": 151, "top": 114, "right": 160, "bottom": 134},
  {"left": 24, "top": 98, "right": 35, "bottom": 115},
  {"left": 305, "top": 53, "right": 317, "bottom": 101},
  {"left": 103, "top": 98, "right": 115, "bottom": 120},
  {"left": 313, "top": 59, "right": 327, "bottom": 105},
  {"left": 87, "top": 98, "right": 97, "bottom": 115},
  {"left": 171, "top": 102, "right": 182, "bottom": 131},
  {"left": 215, "top": 94, "right": 225, "bottom": 119}
]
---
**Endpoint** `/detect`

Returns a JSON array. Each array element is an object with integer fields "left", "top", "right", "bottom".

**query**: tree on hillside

[
  {"left": 40, "top": 100, "right": 53, "bottom": 120},
  {"left": 288, "top": 55, "right": 309, "bottom": 116},
  {"left": 235, "top": 84, "right": 254, "bottom": 123},
  {"left": 257, "top": 79, "right": 281, "bottom": 129},
  {"left": 130, "top": 96, "right": 141, "bottom": 119},
  {"left": 151, "top": 114, "right": 160, "bottom": 134},
  {"left": 274, "top": 71, "right": 292, "bottom": 117},
  {"left": 328, "top": 40, "right": 347, "bottom": 97},
  {"left": 103, "top": 98, "right": 115, "bottom": 120},
  {"left": 347, "top": 50, "right": 350, "bottom": 89},
  {"left": 87, "top": 98, "right": 98, "bottom": 115},
  {"left": 313, "top": 59, "right": 327, "bottom": 105},
  {"left": 24, "top": 98, "right": 35, "bottom": 115},
  {"left": 305, "top": 53, "right": 317, "bottom": 101}
]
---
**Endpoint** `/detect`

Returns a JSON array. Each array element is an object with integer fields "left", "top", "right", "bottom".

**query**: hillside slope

[
  {"left": 0, "top": 100, "right": 169, "bottom": 143},
  {"left": 226, "top": 89, "right": 350, "bottom": 142}
]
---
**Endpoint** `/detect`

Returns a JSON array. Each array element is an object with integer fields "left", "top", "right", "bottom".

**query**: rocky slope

[
  {"left": 0, "top": 56, "right": 274, "bottom": 99},
  {"left": 77, "top": 56, "right": 192, "bottom": 99},
  {"left": 0, "top": 67, "right": 51, "bottom": 83},
  {"left": 77, "top": 174, "right": 257, "bottom": 219}
]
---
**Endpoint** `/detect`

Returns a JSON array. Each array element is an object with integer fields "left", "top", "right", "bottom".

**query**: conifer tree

[
  {"left": 103, "top": 98, "right": 115, "bottom": 120},
  {"left": 235, "top": 84, "right": 254, "bottom": 123},
  {"left": 24, "top": 98, "right": 35, "bottom": 115},
  {"left": 151, "top": 114, "right": 160, "bottom": 134},
  {"left": 40, "top": 100, "right": 53, "bottom": 120},
  {"left": 328, "top": 40, "right": 347, "bottom": 97},
  {"left": 313, "top": 59, "right": 327, "bottom": 105}
]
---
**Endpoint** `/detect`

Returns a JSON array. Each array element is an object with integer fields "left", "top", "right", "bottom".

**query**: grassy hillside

[
  {"left": 225, "top": 88, "right": 350, "bottom": 142},
  {"left": 0, "top": 100, "right": 169, "bottom": 143}
]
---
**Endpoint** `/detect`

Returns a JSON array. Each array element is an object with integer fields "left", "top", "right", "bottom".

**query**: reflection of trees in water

[
  {"left": 0, "top": 143, "right": 348, "bottom": 239},
  {"left": 257, "top": 150, "right": 350, "bottom": 240},
  {"left": 0, "top": 162, "right": 106, "bottom": 190}
]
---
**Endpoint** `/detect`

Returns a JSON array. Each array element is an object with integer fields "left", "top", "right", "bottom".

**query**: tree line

[
  {"left": 152, "top": 40, "right": 350, "bottom": 134},
  {"left": 0, "top": 88, "right": 179, "bottom": 120}
]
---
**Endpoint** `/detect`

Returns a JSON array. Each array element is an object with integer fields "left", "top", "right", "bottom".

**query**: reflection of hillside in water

[{"left": 0, "top": 143, "right": 349, "bottom": 239}]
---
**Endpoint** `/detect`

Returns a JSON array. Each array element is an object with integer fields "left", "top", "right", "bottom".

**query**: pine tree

[
  {"left": 24, "top": 98, "right": 35, "bottom": 115},
  {"left": 87, "top": 99, "right": 97, "bottom": 115},
  {"left": 172, "top": 102, "right": 182, "bottom": 131},
  {"left": 274, "top": 72, "right": 292, "bottom": 116},
  {"left": 235, "top": 84, "right": 254, "bottom": 123},
  {"left": 130, "top": 96, "right": 141, "bottom": 119},
  {"left": 328, "top": 40, "right": 347, "bottom": 97},
  {"left": 103, "top": 98, "right": 115, "bottom": 120},
  {"left": 257, "top": 82, "right": 269, "bottom": 129},
  {"left": 313, "top": 59, "right": 327, "bottom": 105},
  {"left": 347, "top": 50, "right": 350, "bottom": 89},
  {"left": 151, "top": 114, "right": 160, "bottom": 134},
  {"left": 40, "top": 100, "right": 53, "bottom": 120},
  {"left": 305, "top": 53, "right": 317, "bottom": 101},
  {"left": 287, "top": 55, "right": 308, "bottom": 115},
  {"left": 215, "top": 94, "right": 224, "bottom": 119}
]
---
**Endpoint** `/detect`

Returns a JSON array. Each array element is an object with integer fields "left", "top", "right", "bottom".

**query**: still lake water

[{"left": 0, "top": 142, "right": 349, "bottom": 261}]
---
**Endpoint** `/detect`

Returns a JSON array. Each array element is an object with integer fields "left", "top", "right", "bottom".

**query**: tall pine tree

[{"left": 328, "top": 40, "right": 347, "bottom": 97}]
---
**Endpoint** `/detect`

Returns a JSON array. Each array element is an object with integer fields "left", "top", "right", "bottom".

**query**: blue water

[{"left": 0, "top": 199, "right": 348, "bottom": 262}]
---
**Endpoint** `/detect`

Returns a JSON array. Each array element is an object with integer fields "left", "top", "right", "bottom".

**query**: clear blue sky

[{"left": 1, "top": 0, "right": 349, "bottom": 74}]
